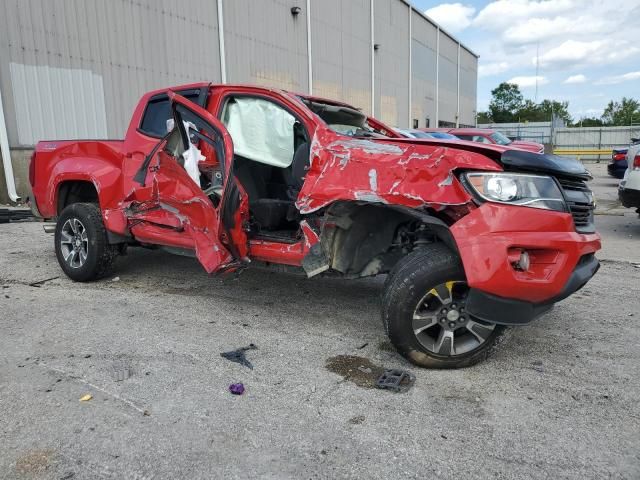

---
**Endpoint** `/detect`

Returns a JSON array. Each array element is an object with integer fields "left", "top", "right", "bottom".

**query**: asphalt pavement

[{"left": 0, "top": 163, "right": 638, "bottom": 479}]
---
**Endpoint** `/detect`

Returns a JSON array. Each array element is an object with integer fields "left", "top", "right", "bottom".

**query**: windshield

[
  {"left": 299, "top": 98, "right": 394, "bottom": 139},
  {"left": 408, "top": 131, "right": 435, "bottom": 139},
  {"left": 429, "top": 132, "right": 458, "bottom": 139},
  {"left": 490, "top": 131, "right": 512, "bottom": 145}
]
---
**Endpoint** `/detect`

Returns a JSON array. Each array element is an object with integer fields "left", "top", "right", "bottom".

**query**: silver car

[{"left": 618, "top": 138, "right": 640, "bottom": 215}]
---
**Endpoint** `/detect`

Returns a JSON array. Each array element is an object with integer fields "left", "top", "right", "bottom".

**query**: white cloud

[
  {"left": 478, "top": 62, "right": 510, "bottom": 78},
  {"left": 467, "top": 0, "right": 640, "bottom": 77},
  {"left": 539, "top": 39, "right": 640, "bottom": 69},
  {"left": 473, "top": 0, "right": 575, "bottom": 31},
  {"left": 424, "top": 3, "right": 476, "bottom": 33},
  {"left": 539, "top": 40, "right": 602, "bottom": 67},
  {"left": 507, "top": 75, "right": 548, "bottom": 88},
  {"left": 564, "top": 74, "right": 587, "bottom": 84},
  {"left": 595, "top": 71, "right": 640, "bottom": 85}
]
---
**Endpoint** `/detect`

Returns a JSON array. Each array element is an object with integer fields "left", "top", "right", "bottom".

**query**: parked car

[
  {"left": 608, "top": 147, "right": 629, "bottom": 179},
  {"left": 28, "top": 83, "right": 600, "bottom": 368},
  {"left": 441, "top": 128, "right": 545, "bottom": 154},
  {"left": 395, "top": 128, "right": 459, "bottom": 140},
  {"left": 618, "top": 139, "right": 640, "bottom": 214}
]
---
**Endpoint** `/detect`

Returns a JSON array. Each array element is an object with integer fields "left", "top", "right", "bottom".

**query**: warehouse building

[{"left": 0, "top": 0, "right": 478, "bottom": 203}]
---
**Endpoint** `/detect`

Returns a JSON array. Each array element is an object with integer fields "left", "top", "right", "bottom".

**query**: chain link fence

[{"left": 480, "top": 122, "right": 640, "bottom": 161}]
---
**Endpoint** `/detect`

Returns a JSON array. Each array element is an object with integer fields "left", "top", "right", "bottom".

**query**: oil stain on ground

[
  {"left": 325, "top": 355, "right": 386, "bottom": 389},
  {"left": 15, "top": 449, "right": 55, "bottom": 475}
]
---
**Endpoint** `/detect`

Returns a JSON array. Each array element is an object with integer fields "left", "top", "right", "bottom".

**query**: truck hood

[
  {"left": 385, "top": 138, "right": 590, "bottom": 180},
  {"left": 509, "top": 140, "right": 544, "bottom": 153},
  {"left": 296, "top": 134, "right": 592, "bottom": 214},
  {"left": 500, "top": 149, "right": 592, "bottom": 180},
  {"left": 296, "top": 134, "right": 504, "bottom": 214}
]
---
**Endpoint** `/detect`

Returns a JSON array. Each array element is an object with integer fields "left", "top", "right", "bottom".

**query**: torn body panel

[
  {"left": 296, "top": 128, "right": 502, "bottom": 215},
  {"left": 124, "top": 151, "right": 231, "bottom": 272}
]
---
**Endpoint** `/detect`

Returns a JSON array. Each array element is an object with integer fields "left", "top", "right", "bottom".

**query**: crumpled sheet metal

[{"left": 296, "top": 130, "right": 502, "bottom": 214}]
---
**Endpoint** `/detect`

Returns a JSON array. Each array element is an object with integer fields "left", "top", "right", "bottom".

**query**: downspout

[
  {"left": 456, "top": 42, "right": 460, "bottom": 128},
  {"left": 306, "top": 0, "right": 313, "bottom": 94},
  {"left": 435, "top": 26, "right": 440, "bottom": 128},
  {"left": 370, "top": 0, "right": 375, "bottom": 117},
  {"left": 0, "top": 82, "right": 20, "bottom": 203},
  {"left": 408, "top": 4, "right": 412, "bottom": 128},
  {"left": 217, "top": 0, "right": 227, "bottom": 83}
]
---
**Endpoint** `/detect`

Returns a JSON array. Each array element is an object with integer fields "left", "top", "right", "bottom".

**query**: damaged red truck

[{"left": 28, "top": 83, "right": 601, "bottom": 368}]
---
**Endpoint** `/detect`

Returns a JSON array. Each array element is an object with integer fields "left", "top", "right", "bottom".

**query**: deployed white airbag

[
  {"left": 166, "top": 118, "right": 205, "bottom": 185},
  {"left": 224, "top": 98, "right": 295, "bottom": 168}
]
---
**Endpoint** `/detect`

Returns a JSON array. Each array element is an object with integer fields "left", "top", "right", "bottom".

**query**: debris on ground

[
  {"left": 28, "top": 276, "right": 59, "bottom": 288},
  {"left": 111, "top": 276, "right": 120, "bottom": 282},
  {"left": 357, "top": 342, "right": 368, "bottom": 349},
  {"left": 531, "top": 360, "right": 545, "bottom": 373},
  {"left": 375, "top": 369, "right": 415, "bottom": 393},
  {"left": 220, "top": 344, "right": 257, "bottom": 369},
  {"left": 111, "top": 362, "right": 133, "bottom": 382},
  {"left": 79, "top": 394, "right": 93, "bottom": 402},
  {"left": 229, "top": 383, "right": 245, "bottom": 395},
  {"left": 0, "top": 208, "right": 33, "bottom": 224},
  {"left": 348, "top": 415, "right": 365, "bottom": 425}
]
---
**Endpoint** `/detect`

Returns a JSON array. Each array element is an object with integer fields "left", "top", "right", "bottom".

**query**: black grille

[
  {"left": 557, "top": 178, "right": 590, "bottom": 192},
  {"left": 557, "top": 178, "right": 595, "bottom": 233}
]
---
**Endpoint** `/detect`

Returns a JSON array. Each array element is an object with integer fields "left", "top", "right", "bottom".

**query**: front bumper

[
  {"left": 619, "top": 186, "right": 640, "bottom": 208},
  {"left": 450, "top": 203, "right": 601, "bottom": 324},
  {"left": 607, "top": 161, "right": 627, "bottom": 179},
  {"left": 466, "top": 253, "right": 599, "bottom": 325}
]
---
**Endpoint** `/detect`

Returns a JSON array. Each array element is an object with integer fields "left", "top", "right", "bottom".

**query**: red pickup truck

[{"left": 28, "top": 83, "right": 601, "bottom": 368}]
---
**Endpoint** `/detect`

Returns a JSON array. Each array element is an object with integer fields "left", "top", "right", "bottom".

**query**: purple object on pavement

[{"left": 229, "top": 383, "right": 245, "bottom": 395}]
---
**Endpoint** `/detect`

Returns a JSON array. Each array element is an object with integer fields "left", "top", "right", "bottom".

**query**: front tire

[
  {"left": 382, "top": 244, "right": 507, "bottom": 368},
  {"left": 54, "top": 203, "right": 117, "bottom": 282}
]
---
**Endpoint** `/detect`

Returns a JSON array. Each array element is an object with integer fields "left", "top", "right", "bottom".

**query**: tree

[
  {"left": 538, "top": 100, "right": 572, "bottom": 124},
  {"left": 488, "top": 82, "right": 524, "bottom": 123},
  {"left": 575, "top": 117, "right": 604, "bottom": 127},
  {"left": 602, "top": 97, "right": 640, "bottom": 126},
  {"left": 517, "top": 99, "right": 544, "bottom": 122},
  {"left": 476, "top": 111, "right": 493, "bottom": 124},
  {"left": 510, "top": 99, "right": 572, "bottom": 123}
]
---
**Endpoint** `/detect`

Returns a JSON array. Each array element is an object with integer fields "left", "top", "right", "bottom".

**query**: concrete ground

[{"left": 1, "top": 163, "right": 638, "bottom": 479}]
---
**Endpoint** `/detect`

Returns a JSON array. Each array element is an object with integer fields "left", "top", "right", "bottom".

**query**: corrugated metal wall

[
  {"left": 223, "top": 0, "right": 308, "bottom": 91},
  {"left": 437, "top": 31, "right": 458, "bottom": 127},
  {"left": 459, "top": 48, "right": 477, "bottom": 127},
  {"left": 0, "top": 0, "right": 477, "bottom": 148},
  {"left": 311, "top": 0, "right": 372, "bottom": 115},
  {"left": 411, "top": 10, "right": 437, "bottom": 128},
  {"left": 373, "top": 0, "right": 410, "bottom": 127},
  {"left": 0, "top": 0, "right": 222, "bottom": 145}
]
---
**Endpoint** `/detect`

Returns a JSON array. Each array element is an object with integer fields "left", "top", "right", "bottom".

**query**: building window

[{"left": 438, "top": 120, "right": 456, "bottom": 128}]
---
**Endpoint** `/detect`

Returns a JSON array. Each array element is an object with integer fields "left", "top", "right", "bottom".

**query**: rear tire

[
  {"left": 54, "top": 203, "right": 117, "bottom": 282},
  {"left": 382, "top": 244, "right": 507, "bottom": 368}
]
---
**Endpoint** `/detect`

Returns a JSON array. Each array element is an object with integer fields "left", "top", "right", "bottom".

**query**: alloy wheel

[
  {"left": 59, "top": 218, "right": 89, "bottom": 269},
  {"left": 412, "top": 280, "right": 496, "bottom": 356}
]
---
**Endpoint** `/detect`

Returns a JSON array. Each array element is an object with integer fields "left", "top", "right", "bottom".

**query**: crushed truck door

[{"left": 127, "top": 92, "right": 248, "bottom": 273}]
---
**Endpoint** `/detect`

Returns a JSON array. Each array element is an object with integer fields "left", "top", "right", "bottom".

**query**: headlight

[{"left": 463, "top": 172, "right": 567, "bottom": 211}]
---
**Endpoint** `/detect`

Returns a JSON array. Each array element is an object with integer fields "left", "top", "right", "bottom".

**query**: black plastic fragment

[
  {"left": 375, "top": 369, "right": 415, "bottom": 393},
  {"left": 220, "top": 344, "right": 257, "bottom": 370}
]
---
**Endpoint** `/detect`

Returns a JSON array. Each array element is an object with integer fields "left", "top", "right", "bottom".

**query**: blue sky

[{"left": 411, "top": 0, "right": 640, "bottom": 120}]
